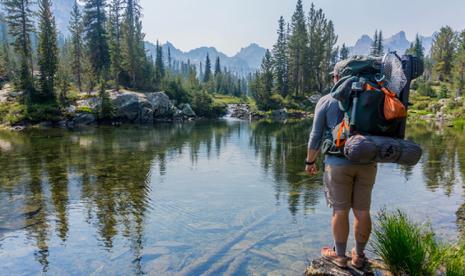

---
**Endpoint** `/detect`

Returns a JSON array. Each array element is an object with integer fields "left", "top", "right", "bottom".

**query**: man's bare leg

[
  {"left": 332, "top": 209, "right": 350, "bottom": 256},
  {"left": 353, "top": 209, "right": 371, "bottom": 255}
]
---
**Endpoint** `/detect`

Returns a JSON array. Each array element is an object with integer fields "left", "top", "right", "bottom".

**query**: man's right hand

[{"left": 305, "top": 164, "right": 319, "bottom": 175}]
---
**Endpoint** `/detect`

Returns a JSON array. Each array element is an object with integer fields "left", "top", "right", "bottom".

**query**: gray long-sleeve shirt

[{"left": 308, "top": 94, "right": 353, "bottom": 165}]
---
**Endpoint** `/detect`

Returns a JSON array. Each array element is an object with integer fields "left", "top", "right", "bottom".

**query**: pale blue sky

[{"left": 140, "top": 0, "right": 465, "bottom": 56}]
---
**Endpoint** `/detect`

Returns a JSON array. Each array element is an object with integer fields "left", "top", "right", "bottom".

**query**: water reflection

[{"left": 0, "top": 120, "right": 465, "bottom": 274}]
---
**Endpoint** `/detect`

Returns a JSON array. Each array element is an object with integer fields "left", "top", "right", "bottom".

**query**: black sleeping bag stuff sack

[{"left": 344, "top": 135, "right": 422, "bottom": 166}]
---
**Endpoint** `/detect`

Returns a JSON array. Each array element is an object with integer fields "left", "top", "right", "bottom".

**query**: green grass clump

[
  {"left": 372, "top": 210, "right": 440, "bottom": 275},
  {"left": 0, "top": 102, "right": 27, "bottom": 125},
  {"left": 443, "top": 243, "right": 465, "bottom": 276},
  {"left": 76, "top": 106, "right": 94, "bottom": 114},
  {"left": 213, "top": 94, "right": 244, "bottom": 105}
]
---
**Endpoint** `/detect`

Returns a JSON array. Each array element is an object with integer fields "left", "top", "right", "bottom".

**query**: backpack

[{"left": 323, "top": 56, "right": 407, "bottom": 155}]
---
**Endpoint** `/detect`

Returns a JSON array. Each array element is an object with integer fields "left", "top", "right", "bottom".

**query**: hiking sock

[
  {"left": 335, "top": 242, "right": 347, "bottom": 257},
  {"left": 356, "top": 242, "right": 367, "bottom": 256}
]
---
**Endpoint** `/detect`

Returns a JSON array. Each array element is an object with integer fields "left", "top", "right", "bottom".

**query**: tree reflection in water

[{"left": 1, "top": 120, "right": 465, "bottom": 273}]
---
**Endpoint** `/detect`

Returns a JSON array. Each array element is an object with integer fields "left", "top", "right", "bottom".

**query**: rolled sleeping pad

[{"left": 343, "top": 135, "right": 422, "bottom": 166}]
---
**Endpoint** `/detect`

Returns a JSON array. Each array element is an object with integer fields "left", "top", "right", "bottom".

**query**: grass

[
  {"left": 443, "top": 243, "right": 465, "bottom": 276},
  {"left": 212, "top": 94, "right": 244, "bottom": 105},
  {"left": 371, "top": 210, "right": 441, "bottom": 275},
  {"left": 0, "top": 102, "right": 27, "bottom": 125}
]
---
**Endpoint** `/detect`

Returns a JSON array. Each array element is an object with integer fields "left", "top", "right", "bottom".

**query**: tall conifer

[
  {"left": 37, "top": 0, "right": 59, "bottom": 101},
  {"left": 3, "top": 0, "right": 35, "bottom": 99},
  {"left": 69, "top": 0, "right": 84, "bottom": 91}
]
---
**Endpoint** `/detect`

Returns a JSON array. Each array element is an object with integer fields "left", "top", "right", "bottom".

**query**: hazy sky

[{"left": 140, "top": 0, "right": 465, "bottom": 56}]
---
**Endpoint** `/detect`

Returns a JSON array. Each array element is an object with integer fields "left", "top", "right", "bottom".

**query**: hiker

[{"left": 305, "top": 61, "right": 377, "bottom": 269}]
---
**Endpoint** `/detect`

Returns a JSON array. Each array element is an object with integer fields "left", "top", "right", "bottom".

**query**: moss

[{"left": 76, "top": 106, "right": 94, "bottom": 114}]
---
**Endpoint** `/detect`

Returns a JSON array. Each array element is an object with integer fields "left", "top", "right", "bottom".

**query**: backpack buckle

[{"left": 375, "top": 74, "right": 386, "bottom": 83}]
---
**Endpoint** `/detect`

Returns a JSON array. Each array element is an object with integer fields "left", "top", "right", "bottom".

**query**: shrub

[
  {"left": 417, "top": 81, "right": 435, "bottom": 97},
  {"left": 27, "top": 102, "right": 62, "bottom": 122},
  {"left": 0, "top": 102, "right": 27, "bottom": 125},
  {"left": 191, "top": 90, "right": 226, "bottom": 118},
  {"left": 372, "top": 210, "right": 440, "bottom": 276},
  {"left": 164, "top": 78, "right": 191, "bottom": 105},
  {"left": 98, "top": 85, "right": 114, "bottom": 121},
  {"left": 439, "top": 84, "right": 449, "bottom": 99}
]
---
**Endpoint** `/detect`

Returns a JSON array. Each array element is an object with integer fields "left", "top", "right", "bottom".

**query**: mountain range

[
  {"left": 145, "top": 41, "right": 266, "bottom": 76},
  {"left": 349, "top": 31, "right": 434, "bottom": 56}
]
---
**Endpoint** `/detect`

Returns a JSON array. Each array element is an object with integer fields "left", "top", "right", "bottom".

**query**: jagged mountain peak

[
  {"left": 145, "top": 41, "right": 266, "bottom": 75},
  {"left": 349, "top": 31, "right": 434, "bottom": 56}
]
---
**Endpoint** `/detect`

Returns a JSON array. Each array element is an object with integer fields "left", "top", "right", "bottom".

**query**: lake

[{"left": 0, "top": 120, "right": 464, "bottom": 275}]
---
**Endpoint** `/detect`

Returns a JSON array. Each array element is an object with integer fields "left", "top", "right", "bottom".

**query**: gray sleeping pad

[{"left": 344, "top": 135, "right": 422, "bottom": 166}]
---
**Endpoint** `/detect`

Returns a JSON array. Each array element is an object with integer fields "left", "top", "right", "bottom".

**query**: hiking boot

[
  {"left": 321, "top": 246, "right": 348, "bottom": 268},
  {"left": 351, "top": 248, "right": 367, "bottom": 269}
]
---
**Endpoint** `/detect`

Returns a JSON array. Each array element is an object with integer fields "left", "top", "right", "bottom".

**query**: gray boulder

[
  {"left": 111, "top": 92, "right": 144, "bottom": 123},
  {"left": 73, "top": 113, "right": 96, "bottom": 126},
  {"left": 147, "top": 92, "right": 174, "bottom": 118},
  {"left": 180, "top": 103, "right": 196, "bottom": 117}
]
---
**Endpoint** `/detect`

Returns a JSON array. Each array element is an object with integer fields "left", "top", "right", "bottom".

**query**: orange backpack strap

[{"left": 335, "top": 120, "right": 350, "bottom": 148}]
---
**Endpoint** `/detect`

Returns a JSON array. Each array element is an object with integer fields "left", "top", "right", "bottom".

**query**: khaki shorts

[{"left": 323, "top": 164, "right": 377, "bottom": 211}]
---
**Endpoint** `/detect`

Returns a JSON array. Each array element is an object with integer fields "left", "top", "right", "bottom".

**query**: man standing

[{"left": 305, "top": 62, "right": 378, "bottom": 268}]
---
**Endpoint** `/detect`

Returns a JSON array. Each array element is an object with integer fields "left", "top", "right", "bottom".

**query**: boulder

[
  {"left": 306, "top": 257, "right": 392, "bottom": 276},
  {"left": 147, "top": 92, "right": 174, "bottom": 118},
  {"left": 111, "top": 92, "right": 144, "bottom": 123},
  {"left": 73, "top": 113, "right": 96, "bottom": 126},
  {"left": 65, "top": 105, "right": 77, "bottom": 114},
  {"left": 180, "top": 103, "right": 196, "bottom": 117}
]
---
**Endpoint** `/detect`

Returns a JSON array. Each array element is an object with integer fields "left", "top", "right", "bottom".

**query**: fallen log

[{"left": 305, "top": 257, "right": 392, "bottom": 276}]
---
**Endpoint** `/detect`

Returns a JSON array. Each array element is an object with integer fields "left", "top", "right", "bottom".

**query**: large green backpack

[{"left": 326, "top": 56, "right": 405, "bottom": 153}]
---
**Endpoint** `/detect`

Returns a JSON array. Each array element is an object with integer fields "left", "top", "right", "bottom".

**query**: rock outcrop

[
  {"left": 72, "top": 90, "right": 191, "bottom": 125},
  {"left": 306, "top": 257, "right": 392, "bottom": 276}
]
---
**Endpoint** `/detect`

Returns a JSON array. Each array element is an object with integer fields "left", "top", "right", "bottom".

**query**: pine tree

[
  {"left": 108, "top": 0, "right": 124, "bottom": 89},
  {"left": 69, "top": 0, "right": 84, "bottom": 91},
  {"left": 133, "top": 16, "right": 150, "bottom": 89},
  {"left": 154, "top": 40, "right": 165, "bottom": 87},
  {"left": 83, "top": 0, "right": 110, "bottom": 80},
  {"left": 167, "top": 46, "right": 172, "bottom": 70},
  {"left": 252, "top": 49, "right": 274, "bottom": 110},
  {"left": 431, "top": 26, "right": 456, "bottom": 81},
  {"left": 308, "top": 4, "right": 338, "bottom": 92},
  {"left": 3, "top": 0, "right": 35, "bottom": 99},
  {"left": 272, "top": 16, "right": 288, "bottom": 97},
  {"left": 121, "top": 0, "right": 141, "bottom": 88},
  {"left": 288, "top": 0, "right": 309, "bottom": 96},
  {"left": 406, "top": 34, "right": 425, "bottom": 59},
  {"left": 371, "top": 30, "right": 379, "bottom": 56},
  {"left": 37, "top": 0, "right": 59, "bottom": 101},
  {"left": 377, "top": 30, "right": 384, "bottom": 56},
  {"left": 454, "top": 30, "right": 465, "bottom": 97},
  {"left": 340, "top": 43, "right": 349, "bottom": 60},
  {"left": 203, "top": 54, "right": 211, "bottom": 83},
  {"left": 214, "top": 56, "right": 221, "bottom": 76}
]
